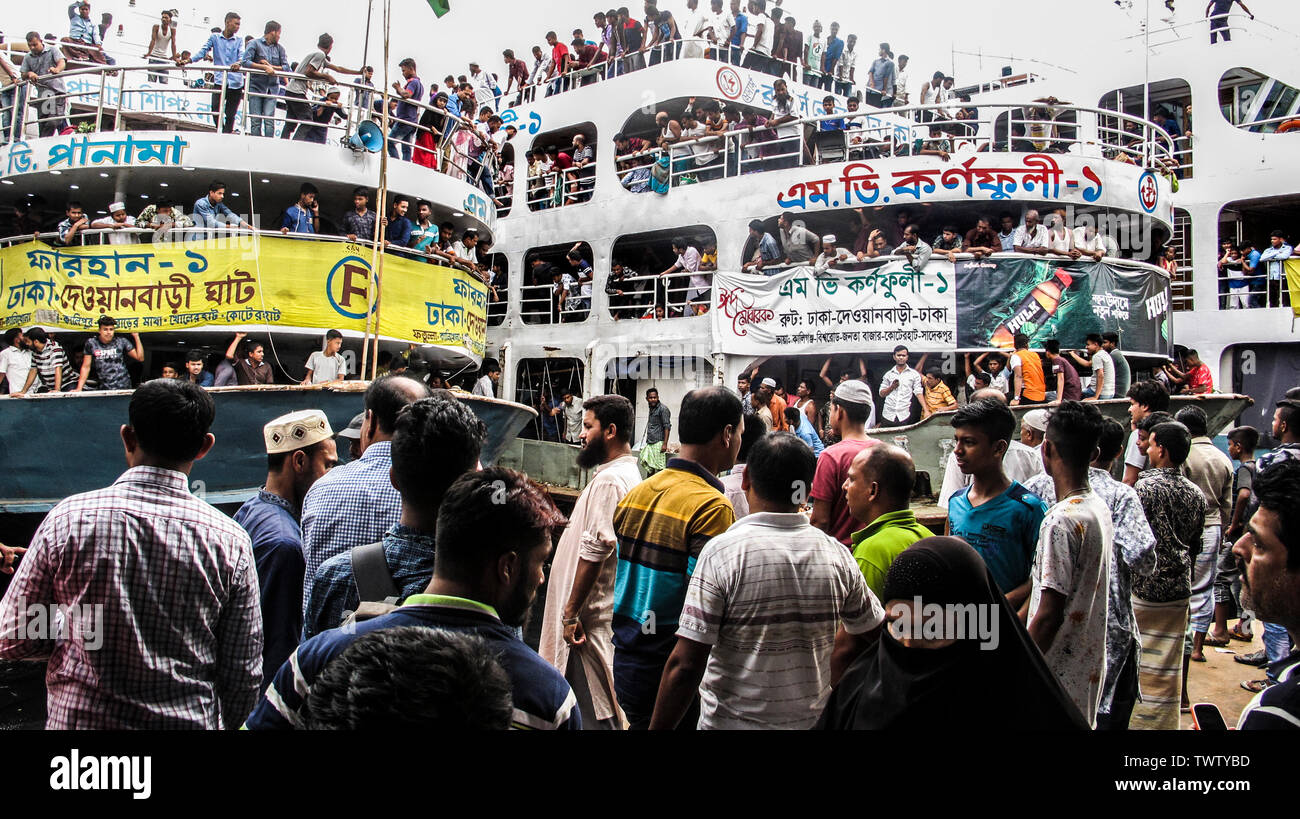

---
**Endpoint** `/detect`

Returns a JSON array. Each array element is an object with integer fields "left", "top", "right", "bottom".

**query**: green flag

[{"left": 426, "top": 0, "right": 451, "bottom": 17}]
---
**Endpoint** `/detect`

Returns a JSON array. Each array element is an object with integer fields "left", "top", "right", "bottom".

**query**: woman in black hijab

[{"left": 815, "top": 537, "right": 1088, "bottom": 730}]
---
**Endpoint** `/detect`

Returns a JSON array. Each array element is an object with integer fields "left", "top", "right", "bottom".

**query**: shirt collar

[
  {"left": 665, "top": 457, "right": 726, "bottom": 493},
  {"left": 851, "top": 508, "right": 919, "bottom": 546},
  {"left": 256, "top": 488, "right": 298, "bottom": 518},
  {"left": 115, "top": 465, "right": 192, "bottom": 494},
  {"left": 401, "top": 593, "right": 500, "bottom": 620},
  {"left": 386, "top": 523, "right": 437, "bottom": 554},
  {"left": 359, "top": 439, "right": 393, "bottom": 462},
  {"left": 742, "top": 511, "right": 812, "bottom": 529}
]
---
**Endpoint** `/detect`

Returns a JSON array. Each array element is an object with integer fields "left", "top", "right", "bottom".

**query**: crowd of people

[{"left": 0, "top": 368, "right": 1296, "bottom": 731}]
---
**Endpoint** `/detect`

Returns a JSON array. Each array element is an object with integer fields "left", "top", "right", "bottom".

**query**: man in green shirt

[{"left": 843, "top": 443, "right": 932, "bottom": 598}]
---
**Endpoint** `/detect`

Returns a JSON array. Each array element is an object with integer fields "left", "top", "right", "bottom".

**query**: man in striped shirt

[
  {"left": 246, "top": 468, "right": 579, "bottom": 731},
  {"left": 652, "top": 432, "right": 884, "bottom": 729},
  {"left": 18, "top": 327, "right": 67, "bottom": 393},
  {"left": 612, "top": 386, "right": 741, "bottom": 729}
]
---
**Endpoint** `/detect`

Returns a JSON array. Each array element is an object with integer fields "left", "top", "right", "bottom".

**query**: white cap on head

[
  {"left": 326, "top": 86, "right": 342, "bottom": 97},
  {"left": 1022, "top": 409, "right": 1050, "bottom": 434},
  {"left": 108, "top": 202, "right": 126, "bottom": 214},
  {"left": 264, "top": 409, "right": 334, "bottom": 454},
  {"left": 833, "top": 380, "right": 874, "bottom": 406},
  {"left": 761, "top": 377, "right": 777, "bottom": 388},
  {"left": 822, "top": 234, "right": 837, "bottom": 243}
]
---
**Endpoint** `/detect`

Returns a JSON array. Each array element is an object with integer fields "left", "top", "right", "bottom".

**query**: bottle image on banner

[{"left": 989, "top": 270, "right": 1074, "bottom": 348}]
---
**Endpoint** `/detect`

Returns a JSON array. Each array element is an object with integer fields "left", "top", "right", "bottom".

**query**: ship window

[
  {"left": 1218, "top": 68, "right": 1300, "bottom": 133},
  {"left": 1218, "top": 198, "right": 1299, "bottom": 311},
  {"left": 521, "top": 241, "right": 594, "bottom": 325},
  {"left": 515, "top": 358, "right": 585, "bottom": 442},
  {"left": 484, "top": 253, "right": 507, "bottom": 326},
  {"left": 1169, "top": 209, "right": 1194, "bottom": 312},
  {"left": 608, "top": 225, "right": 717, "bottom": 320},
  {"left": 1099, "top": 79, "right": 1193, "bottom": 179},
  {"left": 527, "top": 123, "right": 598, "bottom": 211}
]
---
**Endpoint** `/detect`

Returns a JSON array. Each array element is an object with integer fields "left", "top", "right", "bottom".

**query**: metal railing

[
  {"left": 1, "top": 225, "right": 487, "bottom": 279},
  {"left": 0, "top": 62, "right": 511, "bottom": 196},
  {"left": 612, "top": 101, "right": 1178, "bottom": 193}
]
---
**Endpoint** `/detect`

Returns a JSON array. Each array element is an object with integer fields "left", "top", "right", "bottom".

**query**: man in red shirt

[
  {"left": 1183, "top": 349, "right": 1214, "bottom": 394},
  {"left": 810, "top": 381, "right": 879, "bottom": 546},
  {"left": 546, "top": 31, "right": 570, "bottom": 95}
]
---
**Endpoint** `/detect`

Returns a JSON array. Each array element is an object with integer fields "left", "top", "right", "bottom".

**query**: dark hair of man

[
  {"left": 3, "top": 328, "right": 21, "bottom": 346},
  {"left": 298, "top": 182, "right": 318, "bottom": 198},
  {"left": 583, "top": 394, "right": 635, "bottom": 445},
  {"left": 399, "top": 57, "right": 416, "bottom": 70},
  {"left": 746, "top": 432, "right": 815, "bottom": 508},
  {"left": 325, "top": 329, "right": 342, "bottom": 342},
  {"left": 434, "top": 468, "right": 567, "bottom": 583},
  {"left": 736, "top": 415, "right": 767, "bottom": 464},
  {"left": 951, "top": 398, "right": 1015, "bottom": 444},
  {"left": 224, "top": 12, "right": 240, "bottom": 23},
  {"left": 1097, "top": 417, "right": 1127, "bottom": 463},
  {"left": 25, "top": 327, "right": 48, "bottom": 344},
  {"left": 303, "top": 627, "right": 513, "bottom": 730},
  {"left": 1150, "top": 421, "right": 1191, "bottom": 466},
  {"left": 207, "top": 180, "right": 225, "bottom": 193},
  {"left": 832, "top": 393, "right": 871, "bottom": 425},
  {"left": 352, "top": 186, "right": 369, "bottom": 199},
  {"left": 1137, "top": 411, "right": 1175, "bottom": 433},
  {"left": 645, "top": 387, "right": 658, "bottom": 399},
  {"left": 893, "top": 344, "right": 908, "bottom": 354},
  {"left": 390, "top": 394, "right": 485, "bottom": 507},
  {"left": 1272, "top": 230, "right": 1287, "bottom": 240},
  {"left": 364, "top": 374, "right": 432, "bottom": 436},
  {"left": 925, "top": 367, "right": 943, "bottom": 379},
  {"left": 1127, "top": 379, "right": 1170, "bottom": 412},
  {"left": 1253, "top": 460, "right": 1300, "bottom": 570},
  {"left": 784, "top": 406, "right": 801, "bottom": 427},
  {"left": 1279, "top": 402, "right": 1300, "bottom": 433},
  {"left": 1044, "top": 339, "right": 1060, "bottom": 355},
  {"left": 1086, "top": 333, "right": 1102, "bottom": 345},
  {"left": 677, "top": 386, "right": 742, "bottom": 445},
  {"left": 1174, "top": 405, "right": 1208, "bottom": 438},
  {"left": 392, "top": 194, "right": 410, "bottom": 208},
  {"left": 129, "top": 379, "right": 215, "bottom": 463},
  {"left": 1228, "top": 425, "right": 1260, "bottom": 453},
  {"left": 267, "top": 438, "right": 328, "bottom": 472},
  {"left": 264, "top": 20, "right": 280, "bottom": 34},
  {"left": 480, "top": 357, "right": 501, "bottom": 375},
  {"left": 1046, "top": 400, "right": 1104, "bottom": 469},
  {"left": 185, "top": 349, "right": 205, "bottom": 363},
  {"left": 1013, "top": 332, "right": 1030, "bottom": 350},
  {"left": 1102, "top": 332, "right": 1119, "bottom": 346},
  {"left": 974, "top": 371, "right": 991, "bottom": 386}
]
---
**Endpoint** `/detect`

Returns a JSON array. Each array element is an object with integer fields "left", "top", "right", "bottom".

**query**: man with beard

[
  {"left": 1234, "top": 460, "right": 1300, "bottom": 728},
  {"left": 300, "top": 394, "right": 484, "bottom": 638},
  {"left": 539, "top": 395, "right": 642, "bottom": 729},
  {"left": 247, "top": 466, "right": 578, "bottom": 730}
]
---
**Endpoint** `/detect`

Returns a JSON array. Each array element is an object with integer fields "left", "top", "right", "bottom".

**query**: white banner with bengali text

[{"left": 710, "top": 262, "right": 957, "bottom": 356}]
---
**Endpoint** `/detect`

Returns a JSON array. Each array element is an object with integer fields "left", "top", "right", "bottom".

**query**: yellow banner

[
  {"left": 1287, "top": 259, "right": 1300, "bottom": 320},
  {"left": 0, "top": 237, "right": 487, "bottom": 358}
]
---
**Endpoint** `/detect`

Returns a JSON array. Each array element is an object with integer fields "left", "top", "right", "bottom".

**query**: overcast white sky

[{"left": 21, "top": 0, "right": 1299, "bottom": 92}]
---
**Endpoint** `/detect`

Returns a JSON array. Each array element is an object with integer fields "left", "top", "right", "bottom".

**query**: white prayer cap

[
  {"left": 263, "top": 409, "right": 334, "bottom": 455},
  {"left": 108, "top": 201, "right": 126, "bottom": 214},
  {"left": 1022, "top": 409, "right": 1050, "bottom": 434},
  {"left": 822, "top": 234, "right": 837, "bottom": 243}
]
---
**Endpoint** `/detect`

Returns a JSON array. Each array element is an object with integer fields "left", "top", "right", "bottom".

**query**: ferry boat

[{"left": 0, "top": 1, "right": 1290, "bottom": 507}]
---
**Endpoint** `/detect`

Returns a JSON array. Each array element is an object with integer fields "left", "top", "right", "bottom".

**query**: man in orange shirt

[
  {"left": 757, "top": 377, "right": 789, "bottom": 431},
  {"left": 1009, "top": 332, "right": 1047, "bottom": 406}
]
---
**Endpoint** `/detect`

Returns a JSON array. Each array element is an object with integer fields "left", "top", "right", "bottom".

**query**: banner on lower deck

[
  {"left": 711, "top": 256, "right": 1171, "bottom": 357},
  {"left": 710, "top": 260, "right": 957, "bottom": 356},
  {"left": 0, "top": 237, "right": 487, "bottom": 359},
  {"left": 955, "top": 257, "right": 1171, "bottom": 357}
]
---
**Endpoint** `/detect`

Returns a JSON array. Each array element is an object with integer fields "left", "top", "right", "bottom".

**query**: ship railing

[
  {"left": 513, "top": 36, "right": 864, "bottom": 104},
  {"left": 0, "top": 63, "right": 501, "bottom": 195},
  {"left": 1215, "top": 264, "right": 1282, "bottom": 311},
  {"left": 1116, "top": 12, "right": 1295, "bottom": 49},
  {"left": 524, "top": 167, "right": 597, "bottom": 210},
  {"left": 1231, "top": 111, "right": 1300, "bottom": 134},
  {"left": 0, "top": 225, "right": 487, "bottom": 278},
  {"left": 611, "top": 101, "right": 1176, "bottom": 193},
  {"left": 516, "top": 268, "right": 707, "bottom": 324}
]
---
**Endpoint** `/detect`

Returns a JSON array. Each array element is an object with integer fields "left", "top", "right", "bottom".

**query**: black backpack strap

[{"left": 350, "top": 541, "right": 400, "bottom": 604}]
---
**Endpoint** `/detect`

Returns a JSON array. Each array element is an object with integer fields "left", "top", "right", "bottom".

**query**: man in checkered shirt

[
  {"left": 299, "top": 374, "right": 433, "bottom": 618},
  {"left": 0, "top": 379, "right": 263, "bottom": 729}
]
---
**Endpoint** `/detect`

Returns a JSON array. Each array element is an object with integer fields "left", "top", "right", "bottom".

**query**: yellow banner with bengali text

[
  {"left": 0, "top": 236, "right": 487, "bottom": 359},
  {"left": 1287, "top": 259, "right": 1300, "bottom": 321}
]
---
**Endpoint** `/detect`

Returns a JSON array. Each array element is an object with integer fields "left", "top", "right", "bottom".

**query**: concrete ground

[{"left": 1182, "top": 622, "right": 1268, "bottom": 730}]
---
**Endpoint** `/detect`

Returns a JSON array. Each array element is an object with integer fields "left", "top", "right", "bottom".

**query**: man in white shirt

[
  {"left": 90, "top": 202, "right": 139, "bottom": 245},
  {"left": 679, "top": 0, "right": 708, "bottom": 58},
  {"left": 702, "top": 0, "right": 734, "bottom": 59},
  {"left": 1027, "top": 401, "right": 1113, "bottom": 727},
  {"left": 0, "top": 329, "right": 32, "bottom": 396},
  {"left": 744, "top": 0, "right": 775, "bottom": 75},
  {"left": 473, "top": 358, "right": 501, "bottom": 397},
  {"left": 1072, "top": 222, "right": 1108, "bottom": 261},
  {"left": 1012, "top": 209, "right": 1049, "bottom": 255},
  {"left": 893, "top": 54, "right": 910, "bottom": 105},
  {"left": 650, "top": 431, "right": 885, "bottom": 729},
  {"left": 833, "top": 34, "right": 857, "bottom": 98},
  {"left": 812, "top": 234, "right": 851, "bottom": 275},
  {"left": 1044, "top": 209, "right": 1075, "bottom": 258},
  {"left": 878, "top": 345, "right": 925, "bottom": 427},
  {"left": 1070, "top": 334, "right": 1114, "bottom": 400},
  {"left": 303, "top": 330, "right": 348, "bottom": 384}
]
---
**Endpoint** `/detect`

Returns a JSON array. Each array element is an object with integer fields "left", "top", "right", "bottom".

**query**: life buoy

[{"left": 1278, "top": 119, "right": 1300, "bottom": 133}]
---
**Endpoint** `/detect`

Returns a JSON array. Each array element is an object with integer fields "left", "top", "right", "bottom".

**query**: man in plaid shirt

[{"left": 0, "top": 379, "right": 262, "bottom": 729}]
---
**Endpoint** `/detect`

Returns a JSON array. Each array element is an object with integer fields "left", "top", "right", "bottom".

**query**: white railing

[
  {"left": 0, "top": 62, "right": 510, "bottom": 196},
  {"left": 611, "top": 101, "right": 1178, "bottom": 194}
]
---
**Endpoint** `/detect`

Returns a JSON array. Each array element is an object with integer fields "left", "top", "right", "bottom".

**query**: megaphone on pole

[{"left": 347, "top": 120, "right": 385, "bottom": 153}]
